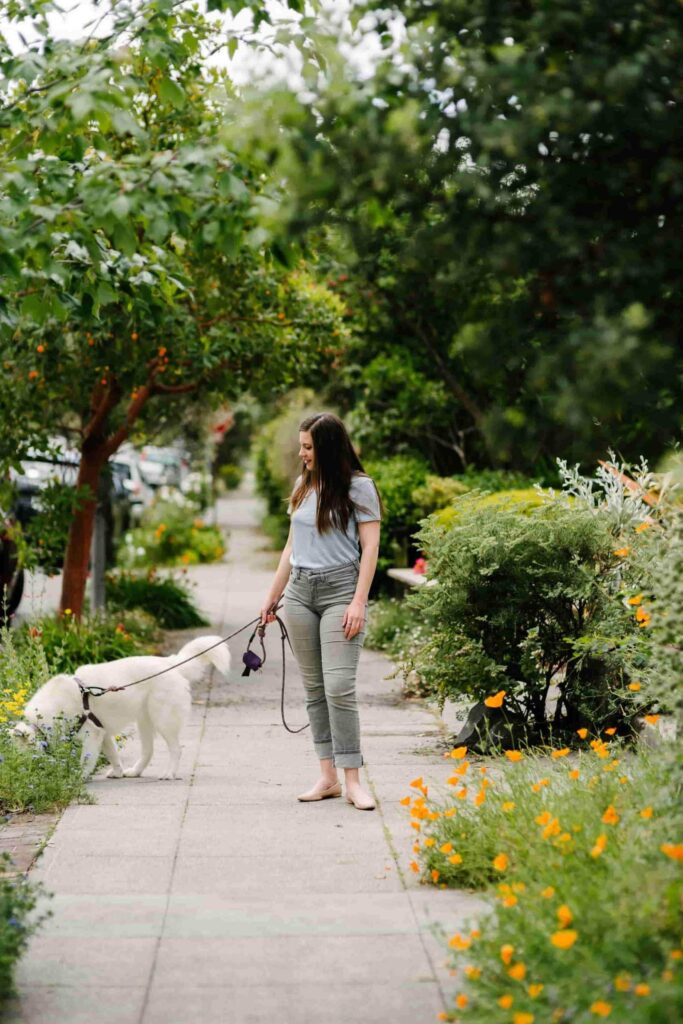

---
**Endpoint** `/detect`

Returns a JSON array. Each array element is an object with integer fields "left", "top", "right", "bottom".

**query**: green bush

[
  {"left": 0, "top": 858, "right": 49, "bottom": 1002},
  {"left": 13, "top": 608, "right": 159, "bottom": 676},
  {"left": 405, "top": 748, "right": 683, "bottom": 1022},
  {"left": 365, "top": 596, "right": 423, "bottom": 659},
  {"left": 118, "top": 497, "right": 225, "bottom": 568},
  {"left": 217, "top": 463, "right": 244, "bottom": 490},
  {"left": 407, "top": 494, "right": 651, "bottom": 738},
  {"left": 105, "top": 570, "right": 208, "bottom": 629},
  {"left": 364, "top": 455, "right": 429, "bottom": 576},
  {"left": 411, "top": 475, "right": 471, "bottom": 518}
]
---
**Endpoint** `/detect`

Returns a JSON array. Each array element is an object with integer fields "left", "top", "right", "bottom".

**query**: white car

[{"left": 111, "top": 447, "right": 154, "bottom": 522}]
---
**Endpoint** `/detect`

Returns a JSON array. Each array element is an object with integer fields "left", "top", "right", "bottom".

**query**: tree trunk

[{"left": 59, "top": 443, "right": 109, "bottom": 618}]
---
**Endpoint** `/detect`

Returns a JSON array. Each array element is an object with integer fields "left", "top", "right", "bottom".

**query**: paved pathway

[{"left": 4, "top": 479, "right": 483, "bottom": 1024}]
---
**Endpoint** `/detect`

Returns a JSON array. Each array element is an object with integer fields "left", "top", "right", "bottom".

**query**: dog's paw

[
  {"left": 105, "top": 766, "right": 124, "bottom": 779},
  {"left": 159, "top": 773, "right": 181, "bottom": 781},
  {"left": 123, "top": 767, "right": 142, "bottom": 778}
]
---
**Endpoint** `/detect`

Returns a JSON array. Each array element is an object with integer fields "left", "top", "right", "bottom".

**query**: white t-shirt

[{"left": 287, "top": 474, "right": 381, "bottom": 569}]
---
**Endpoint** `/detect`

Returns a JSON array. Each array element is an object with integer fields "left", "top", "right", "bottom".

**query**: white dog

[{"left": 12, "top": 635, "right": 231, "bottom": 780}]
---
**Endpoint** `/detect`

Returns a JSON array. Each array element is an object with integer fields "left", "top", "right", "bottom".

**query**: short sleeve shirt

[{"left": 287, "top": 474, "right": 381, "bottom": 569}]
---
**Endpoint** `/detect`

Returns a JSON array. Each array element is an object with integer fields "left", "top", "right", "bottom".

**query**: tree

[
  {"left": 228, "top": 0, "right": 683, "bottom": 472},
  {"left": 0, "top": 0, "right": 344, "bottom": 616}
]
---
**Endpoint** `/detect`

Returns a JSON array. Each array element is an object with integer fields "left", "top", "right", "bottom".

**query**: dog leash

[{"left": 73, "top": 607, "right": 309, "bottom": 735}]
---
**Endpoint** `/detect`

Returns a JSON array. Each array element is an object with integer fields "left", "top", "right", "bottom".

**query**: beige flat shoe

[
  {"left": 297, "top": 781, "right": 342, "bottom": 802},
  {"left": 346, "top": 792, "right": 376, "bottom": 811}
]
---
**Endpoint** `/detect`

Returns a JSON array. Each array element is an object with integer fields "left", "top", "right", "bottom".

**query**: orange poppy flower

[
  {"left": 505, "top": 750, "right": 524, "bottom": 762},
  {"left": 493, "top": 853, "right": 509, "bottom": 872},
  {"left": 449, "top": 746, "right": 468, "bottom": 759},
  {"left": 541, "top": 886, "right": 555, "bottom": 899},
  {"left": 661, "top": 843, "right": 683, "bottom": 861},
  {"left": 551, "top": 929, "right": 578, "bottom": 949},
  {"left": 557, "top": 904, "right": 573, "bottom": 927},
  {"left": 590, "top": 1001, "right": 612, "bottom": 1017},
  {"left": 508, "top": 962, "right": 527, "bottom": 981},
  {"left": 484, "top": 689, "right": 506, "bottom": 708},
  {"left": 601, "top": 805, "right": 620, "bottom": 825},
  {"left": 498, "top": 994, "right": 513, "bottom": 1009},
  {"left": 644, "top": 714, "right": 660, "bottom": 725},
  {"left": 577, "top": 727, "right": 589, "bottom": 739},
  {"left": 528, "top": 984, "right": 544, "bottom": 998},
  {"left": 640, "top": 806, "right": 653, "bottom": 819},
  {"left": 551, "top": 747, "right": 570, "bottom": 759},
  {"left": 628, "top": 681, "right": 641, "bottom": 691},
  {"left": 500, "top": 944, "right": 515, "bottom": 964},
  {"left": 448, "top": 853, "right": 463, "bottom": 865},
  {"left": 591, "top": 834, "right": 608, "bottom": 858}
]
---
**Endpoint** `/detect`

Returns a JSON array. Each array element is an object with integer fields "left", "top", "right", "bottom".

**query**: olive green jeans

[{"left": 283, "top": 560, "right": 366, "bottom": 769}]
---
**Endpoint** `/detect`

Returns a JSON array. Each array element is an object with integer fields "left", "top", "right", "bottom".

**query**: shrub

[
  {"left": 365, "top": 596, "right": 422, "bottom": 658},
  {"left": 412, "top": 475, "right": 471, "bottom": 518},
  {"left": 217, "top": 463, "right": 244, "bottom": 491},
  {"left": 404, "top": 747, "right": 683, "bottom": 1022},
  {"left": 118, "top": 496, "right": 225, "bottom": 568},
  {"left": 364, "top": 455, "right": 429, "bottom": 575},
  {"left": 13, "top": 608, "right": 159, "bottom": 676},
  {"left": 105, "top": 570, "right": 208, "bottom": 629},
  {"left": 413, "top": 470, "right": 538, "bottom": 519},
  {"left": 0, "top": 859, "right": 49, "bottom": 1002},
  {"left": 407, "top": 494, "right": 651, "bottom": 739}
]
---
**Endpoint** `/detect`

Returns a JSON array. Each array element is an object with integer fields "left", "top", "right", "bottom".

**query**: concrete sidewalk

[{"left": 4, "top": 480, "right": 483, "bottom": 1024}]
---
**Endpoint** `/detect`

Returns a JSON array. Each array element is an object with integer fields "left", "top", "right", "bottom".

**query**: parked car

[
  {"left": 110, "top": 447, "right": 154, "bottom": 525},
  {"left": 0, "top": 510, "right": 23, "bottom": 624},
  {"left": 138, "top": 445, "right": 191, "bottom": 491}
]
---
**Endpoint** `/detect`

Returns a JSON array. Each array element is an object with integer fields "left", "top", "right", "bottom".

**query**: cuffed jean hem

[
  {"left": 333, "top": 752, "right": 364, "bottom": 769},
  {"left": 314, "top": 740, "right": 334, "bottom": 761}
]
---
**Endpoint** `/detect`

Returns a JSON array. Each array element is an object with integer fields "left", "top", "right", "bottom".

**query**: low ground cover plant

[
  {"left": 105, "top": 569, "right": 208, "bottom": 629},
  {"left": 404, "top": 744, "right": 682, "bottom": 1022},
  {"left": 0, "top": 856, "right": 48, "bottom": 1003},
  {"left": 118, "top": 496, "right": 225, "bottom": 568}
]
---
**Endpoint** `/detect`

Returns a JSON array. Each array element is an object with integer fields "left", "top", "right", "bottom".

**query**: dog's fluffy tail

[{"left": 172, "top": 635, "right": 231, "bottom": 682}]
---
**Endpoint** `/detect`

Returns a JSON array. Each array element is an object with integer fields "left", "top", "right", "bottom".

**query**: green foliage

[
  {"left": 433, "top": 488, "right": 548, "bottom": 528},
  {"left": 411, "top": 476, "right": 471, "bottom": 519},
  {"left": 0, "top": 856, "right": 49, "bottom": 1002},
  {"left": 231, "top": 0, "right": 683, "bottom": 473},
  {"left": 12, "top": 481, "right": 92, "bottom": 575},
  {"left": 364, "top": 455, "right": 429, "bottom": 574},
  {"left": 0, "top": 726, "right": 89, "bottom": 816},
  {"left": 407, "top": 750, "right": 683, "bottom": 1022},
  {"left": 217, "top": 463, "right": 244, "bottom": 491},
  {"left": 118, "top": 498, "right": 225, "bottom": 568},
  {"left": 408, "top": 495, "right": 651, "bottom": 736},
  {"left": 13, "top": 610, "right": 159, "bottom": 676},
  {"left": 105, "top": 569, "right": 208, "bottom": 630},
  {"left": 365, "top": 596, "right": 422, "bottom": 660}
]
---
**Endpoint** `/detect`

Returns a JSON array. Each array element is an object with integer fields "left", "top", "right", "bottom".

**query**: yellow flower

[
  {"left": 505, "top": 750, "right": 524, "bottom": 762},
  {"left": 591, "top": 834, "right": 608, "bottom": 858},
  {"left": 551, "top": 747, "right": 570, "bottom": 759},
  {"left": 493, "top": 853, "right": 509, "bottom": 872},
  {"left": 614, "top": 973, "right": 631, "bottom": 992},
  {"left": 63, "top": 608, "right": 72, "bottom": 616},
  {"left": 661, "top": 843, "right": 683, "bottom": 861},
  {"left": 448, "top": 853, "right": 463, "bottom": 865},
  {"left": 439, "top": 842, "right": 453, "bottom": 854},
  {"left": 500, "top": 944, "right": 515, "bottom": 965},
  {"left": 449, "top": 746, "right": 468, "bottom": 759},
  {"left": 463, "top": 965, "right": 481, "bottom": 980},
  {"left": 498, "top": 995, "right": 514, "bottom": 1009},
  {"left": 508, "top": 962, "right": 527, "bottom": 981},
  {"left": 541, "top": 886, "right": 555, "bottom": 899},
  {"left": 528, "top": 983, "right": 544, "bottom": 998},
  {"left": 502, "top": 801, "right": 516, "bottom": 812},
  {"left": 550, "top": 929, "right": 578, "bottom": 949},
  {"left": 590, "top": 1001, "right": 612, "bottom": 1017},
  {"left": 601, "top": 805, "right": 620, "bottom": 826},
  {"left": 640, "top": 806, "right": 653, "bottom": 819},
  {"left": 577, "top": 727, "right": 589, "bottom": 739},
  {"left": 484, "top": 689, "right": 506, "bottom": 708},
  {"left": 513, "top": 1014, "right": 534, "bottom": 1024},
  {"left": 556, "top": 904, "right": 573, "bottom": 928}
]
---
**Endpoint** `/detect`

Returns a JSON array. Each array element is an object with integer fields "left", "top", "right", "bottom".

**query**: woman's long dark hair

[{"left": 289, "top": 413, "right": 383, "bottom": 533}]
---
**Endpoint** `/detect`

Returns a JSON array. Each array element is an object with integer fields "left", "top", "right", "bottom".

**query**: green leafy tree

[
  {"left": 0, "top": 1, "right": 344, "bottom": 616},
  {"left": 230, "top": 0, "right": 683, "bottom": 472}
]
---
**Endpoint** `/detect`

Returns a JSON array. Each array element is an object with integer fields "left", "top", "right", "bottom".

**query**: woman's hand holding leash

[{"left": 260, "top": 599, "right": 281, "bottom": 626}]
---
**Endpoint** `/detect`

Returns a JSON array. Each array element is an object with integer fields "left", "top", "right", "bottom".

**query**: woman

[{"left": 260, "top": 413, "right": 382, "bottom": 811}]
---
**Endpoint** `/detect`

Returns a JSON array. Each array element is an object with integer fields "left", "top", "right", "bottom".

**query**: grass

[{"left": 403, "top": 741, "right": 683, "bottom": 1022}]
